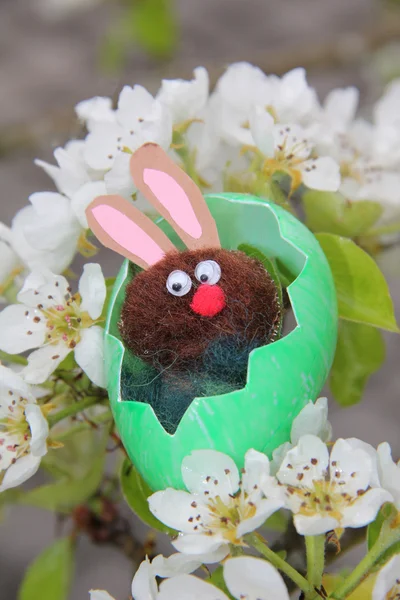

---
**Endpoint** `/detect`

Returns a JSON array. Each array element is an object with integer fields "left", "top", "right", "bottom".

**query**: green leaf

[
  {"left": 330, "top": 320, "right": 385, "bottom": 406},
  {"left": 120, "top": 458, "right": 175, "bottom": 535},
  {"left": 316, "top": 233, "right": 399, "bottom": 332},
  {"left": 18, "top": 537, "right": 74, "bottom": 600},
  {"left": 303, "top": 191, "right": 383, "bottom": 237},
  {"left": 19, "top": 433, "right": 107, "bottom": 512},
  {"left": 128, "top": 0, "right": 177, "bottom": 58}
]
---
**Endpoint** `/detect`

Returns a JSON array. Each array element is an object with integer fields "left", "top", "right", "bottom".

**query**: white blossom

[
  {"left": 213, "top": 63, "right": 318, "bottom": 147},
  {"left": 76, "top": 98, "right": 115, "bottom": 132},
  {"left": 249, "top": 109, "right": 340, "bottom": 193},
  {"left": 273, "top": 435, "right": 392, "bottom": 535},
  {"left": 149, "top": 449, "right": 284, "bottom": 555},
  {"left": 10, "top": 181, "right": 105, "bottom": 274},
  {"left": 91, "top": 555, "right": 290, "bottom": 600},
  {"left": 90, "top": 550, "right": 226, "bottom": 600},
  {"left": 309, "top": 87, "right": 359, "bottom": 152},
  {"left": 311, "top": 79, "right": 400, "bottom": 216},
  {"left": 0, "top": 224, "right": 24, "bottom": 303},
  {"left": 11, "top": 193, "right": 81, "bottom": 274},
  {"left": 0, "top": 366, "right": 49, "bottom": 492},
  {"left": 157, "top": 67, "right": 209, "bottom": 124},
  {"left": 35, "top": 142, "right": 95, "bottom": 198},
  {"left": 0, "top": 265, "right": 107, "bottom": 387},
  {"left": 372, "top": 555, "right": 400, "bottom": 600},
  {"left": 377, "top": 442, "right": 400, "bottom": 510},
  {"left": 271, "top": 397, "right": 332, "bottom": 474},
  {"left": 223, "top": 556, "right": 290, "bottom": 600},
  {"left": 83, "top": 86, "right": 172, "bottom": 176}
]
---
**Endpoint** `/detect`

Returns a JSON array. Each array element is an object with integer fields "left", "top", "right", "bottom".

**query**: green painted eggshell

[{"left": 104, "top": 193, "right": 338, "bottom": 491}]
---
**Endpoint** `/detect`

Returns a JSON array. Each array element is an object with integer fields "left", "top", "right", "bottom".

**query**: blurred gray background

[{"left": 0, "top": 0, "right": 399, "bottom": 597}]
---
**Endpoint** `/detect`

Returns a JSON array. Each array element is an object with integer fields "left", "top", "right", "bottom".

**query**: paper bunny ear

[
  {"left": 130, "top": 143, "right": 221, "bottom": 250},
  {"left": 86, "top": 195, "right": 177, "bottom": 270}
]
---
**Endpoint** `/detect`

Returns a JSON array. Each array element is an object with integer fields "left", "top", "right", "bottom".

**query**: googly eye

[
  {"left": 166, "top": 270, "right": 192, "bottom": 297},
  {"left": 195, "top": 260, "right": 222, "bottom": 285}
]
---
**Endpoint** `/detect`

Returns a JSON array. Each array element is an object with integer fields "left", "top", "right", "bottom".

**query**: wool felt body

[{"left": 86, "top": 143, "right": 281, "bottom": 432}]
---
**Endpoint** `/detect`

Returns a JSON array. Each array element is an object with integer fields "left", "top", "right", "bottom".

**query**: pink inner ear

[
  {"left": 91, "top": 204, "right": 165, "bottom": 266},
  {"left": 143, "top": 168, "right": 202, "bottom": 239}
]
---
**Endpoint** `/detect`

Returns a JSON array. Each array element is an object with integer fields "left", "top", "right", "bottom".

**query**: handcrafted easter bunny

[{"left": 86, "top": 143, "right": 281, "bottom": 431}]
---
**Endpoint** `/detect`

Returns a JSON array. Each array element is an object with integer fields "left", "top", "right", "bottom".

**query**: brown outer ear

[
  {"left": 130, "top": 143, "right": 221, "bottom": 250},
  {"left": 86, "top": 195, "right": 177, "bottom": 270}
]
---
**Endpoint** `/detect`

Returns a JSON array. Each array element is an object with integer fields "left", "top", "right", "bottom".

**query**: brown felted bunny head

[{"left": 86, "top": 143, "right": 281, "bottom": 373}]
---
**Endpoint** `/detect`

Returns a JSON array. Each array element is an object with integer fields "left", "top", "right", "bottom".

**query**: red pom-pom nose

[{"left": 190, "top": 284, "right": 226, "bottom": 318}]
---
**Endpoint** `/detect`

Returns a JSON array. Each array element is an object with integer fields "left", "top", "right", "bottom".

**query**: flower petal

[
  {"left": 0, "top": 239, "right": 20, "bottom": 286},
  {"left": 35, "top": 146, "right": 90, "bottom": 197},
  {"left": 22, "top": 343, "right": 70, "bottom": 384},
  {"left": 25, "top": 404, "right": 49, "bottom": 457},
  {"left": 277, "top": 435, "right": 329, "bottom": 488},
  {"left": 135, "top": 101, "right": 173, "bottom": 150},
  {"left": 236, "top": 498, "right": 284, "bottom": 538},
  {"left": 152, "top": 548, "right": 230, "bottom": 576},
  {"left": 249, "top": 107, "right": 275, "bottom": 157},
  {"left": 74, "top": 326, "right": 106, "bottom": 387},
  {"left": 270, "top": 442, "right": 292, "bottom": 476},
  {"left": 172, "top": 533, "right": 227, "bottom": 556},
  {"left": 104, "top": 152, "right": 136, "bottom": 200},
  {"left": 290, "top": 397, "right": 332, "bottom": 445},
  {"left": 181, "top": 450, "right": 240, "bottom": 502},
  {"left": 117, "top": 85, "right": 155, "bottom": 129},
  {"left": 18, "top": 270, "right": 69, "bottom": 308},
  {"left": 293, "top": 514, "right": 340, "bottom": 536},
  {"left": 377, "top": 442, "right": 400, "bottom": 510},
  {"left": 242, "top": 448, "right": 271, "bottom": 493},
  {"left": 341, "top": 488, "right": 393, "bottom": 529},
  {"left": 148, "top": 489, "right": 208, "bottom": 534},
  {"left": 323, "top": 87, "right": 359, "bottom": 128},
  {"left": 0, "top": 304, "right": 46, "bottom": 354},
  {"left": 224, "top": 556, "right": 290, "bottom": 600},
  {"left": 157, "top": 67, "right": 209, "bottom": 124},
  {"left": 89, "top": 591, "right": 116, "bottom": 600},
  {"left": 0, "top": 433, "right": 22, "bottom": 470},
  {"left": 372, "top": 555, "right": 400, "bottom": 600},
  {"left": 301, "top": 156, "right": 340, "bottom": 192},
  {"left": 12, "top": 202, "right": 80, "bottom": 274},
  {"left": 76, "top": 96, "right": 115, "bottom": 131},
  {"left": 344, "top": 438, "right": 380, "bottom": 488},
  {"left": 79, "top": 264, "right": 106, "bottom": 320},
  {"left": 0, "top": 453, "right": 41, "bottom": 492},
  {"left": 71, "top": 181, "right": 107, "bottom": 229},
  {"left": 131, "top": 558, "right": 158, "bottom": 600},
  {"left": 329, "top": 438, "right": 372, "bottom": 494},
  {"left": 151, "top": 553, "right": 203, "bottom": 578},
  {"left": 0, "top": 364, "right": 35, "bottom": 403},
  {"left": 158, "top": 574, "right": 229, "bottom": 600},
  {"left": 84, "top": 123, "right": 126, "bottom": 171},
  {"left": 25, "top": 193, "right": 80, "bottom": 253}
]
